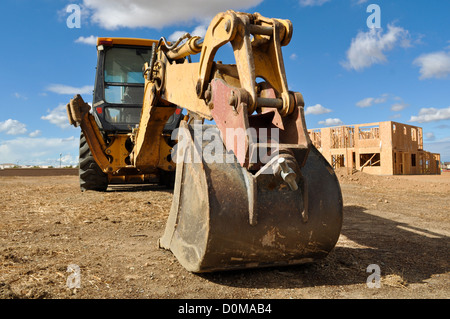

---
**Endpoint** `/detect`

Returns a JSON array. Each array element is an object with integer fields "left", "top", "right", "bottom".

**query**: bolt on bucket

[{"left": 158, "top": 123, "right": 343, "bottom": 273}]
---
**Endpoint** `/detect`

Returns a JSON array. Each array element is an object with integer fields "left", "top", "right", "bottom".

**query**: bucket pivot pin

[{"left": 277, "top": 157, "right": 298, "bottom": 191}]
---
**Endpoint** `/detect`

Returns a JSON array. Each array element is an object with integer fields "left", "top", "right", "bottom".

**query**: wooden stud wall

[{"left": 308, "top": 121, "right": 441, "bottom": 175}]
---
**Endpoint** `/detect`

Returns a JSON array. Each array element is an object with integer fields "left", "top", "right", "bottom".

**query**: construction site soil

[{"left": 0, "top": 169, "right": 448, "bottom": 300}]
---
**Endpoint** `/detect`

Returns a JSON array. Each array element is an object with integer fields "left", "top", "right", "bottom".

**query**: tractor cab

[{"left": 92, "top": 38, "right": 181, "bottom": 133}]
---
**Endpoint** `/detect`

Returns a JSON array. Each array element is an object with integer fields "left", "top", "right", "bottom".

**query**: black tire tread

[{"left": 79, "top": 132, "right": 108, "bottom": 191}]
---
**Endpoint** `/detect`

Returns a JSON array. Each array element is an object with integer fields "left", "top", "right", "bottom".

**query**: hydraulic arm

[{"left": 135, "top": 10, "right": 310, "bottom": 171}]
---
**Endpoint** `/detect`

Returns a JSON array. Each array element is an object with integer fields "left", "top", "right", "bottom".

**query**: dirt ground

[{"left": 0, "top": 169, "right": 448, "bottom": 300}]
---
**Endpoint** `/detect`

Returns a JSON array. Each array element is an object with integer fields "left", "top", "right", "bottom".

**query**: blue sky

[{"left": 0, "top": 0, "right": 449, "bottom": 166}]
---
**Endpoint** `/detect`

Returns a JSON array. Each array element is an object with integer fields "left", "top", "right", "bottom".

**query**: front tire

[{"left": 79, "top": 132, "right": 108, "bottom": 191}]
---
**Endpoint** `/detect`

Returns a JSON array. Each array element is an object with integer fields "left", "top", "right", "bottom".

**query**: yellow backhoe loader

[{"left": 66, "top": 10, "right": 343, "bottom": 273}]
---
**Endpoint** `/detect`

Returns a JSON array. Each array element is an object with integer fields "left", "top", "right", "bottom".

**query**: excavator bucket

[{"left": 159, "top": 123, "right": 343, "bottom": 273}]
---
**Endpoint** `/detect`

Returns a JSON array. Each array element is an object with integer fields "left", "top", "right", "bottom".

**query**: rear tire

[{"left": 79, "top": 132, "right": 108, "bottom": 191}]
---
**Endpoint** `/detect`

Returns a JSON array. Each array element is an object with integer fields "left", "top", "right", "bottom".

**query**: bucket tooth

[{"left": 159, "top": 123, "right": 343, "bottom": 273}]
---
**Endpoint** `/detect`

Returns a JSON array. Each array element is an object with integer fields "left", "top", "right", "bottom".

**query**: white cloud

[
  {"left": 0, "top": 119, "right": 28, "bottom": 136},
  {"left": 168, "top": 24, "right": 208, "bottom": 43},
  {"left": 60, "top": 154, "right": 79, "bottom": 167},
  {"left": 356, "top": 94, "right": 388, "bottom": 108},
  {"left": 413, "top": 51, "right": 450, "bottom": 79},
  {"left": 299, "top": 0, "right": 331, "bottom": 6},
  {"left": 305, "top": 104, "right": 332, "bottom": 115},
  {"left": 75, "top": 35, "right": 98, "bottom": 45},
  {"left": 41, "top": 104, "right": 72, "bottom": 129},
  {"left": 191, "top": 25, "right": 208, "bottom": 38},
  {"left": 357, "top": 94, "right": 409, "bottom": 111},
  {"left": 425, "top": 132, "right": 435, "bottom": 141},
  {"left": 318, "top": 118, "right": 343, "bottom": 126},
  {"left": 424, "top": 138, "right": 450, "bottom": 162},
  {"left": 13, "top": 92, "right": 28, "bottom": 100},
  {"left": 29, "top": 130, "right": 42, "bottom": 138},
  {"left": 0, "top": 136, "right": 79, "bottom": 166},
  {"left": 390, "top": 102, "right": 409, "bottom": 112},
  {"left": 409, "top": 106, "right": 450, "bottom": 123},
  {"left": 81, "top": 0, "right": 262, "bottom": 30},
  {"left": 289, "top": 53, "right": 298, "bottom": 61},
  {"left": 342, "top": 24, "right": 410, "bottom": 71},
  {"left": 356, "top": 98, "right": 375, "bottom": 108},
  {"left": 46, "top": 84, "right": 93, "bottom": 95},
  {"left": 168, "top": 31, "right": 189, "bottom": 43},
  {"left": 0, "top": 120, "right": 42, "bottom": 138}
]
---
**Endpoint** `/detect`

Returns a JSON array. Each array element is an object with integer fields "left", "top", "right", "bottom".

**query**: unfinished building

[{"left": 308, "top": 121, "right": 441, "bottom": 175}]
